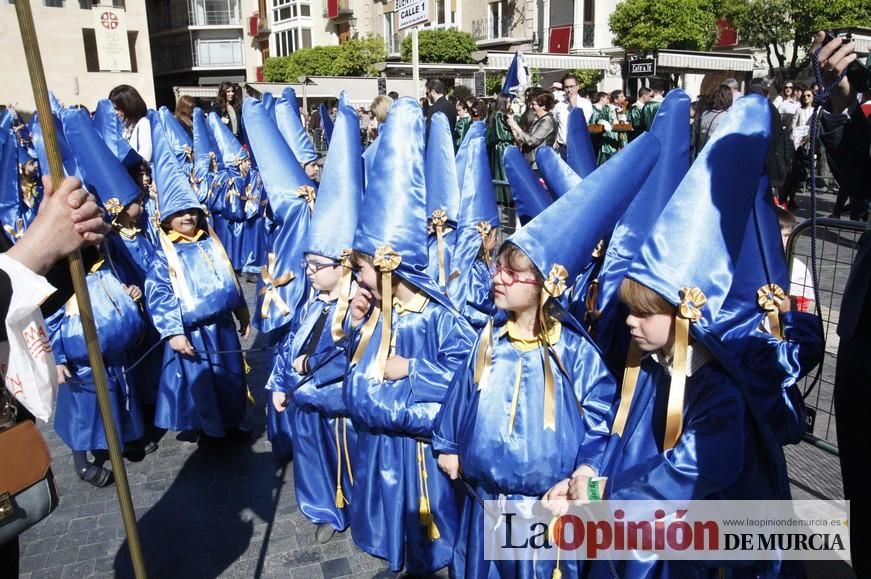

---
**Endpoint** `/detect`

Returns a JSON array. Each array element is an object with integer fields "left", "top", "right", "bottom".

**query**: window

[
  {"left": 44, "top": 0, "right": 64, "bottom": 6},
  {"left": 272, "top": 0, "right": 308, "bottom": 24},
  {"left": 430, "top": 0, "right": 455, "bottom": 29},
  {"left": 272, "top": 27, "right": 311, "bottom": 56},
  {"left": 299, "top": 3, "right": 309, "bottom": 16},
  {"left": 488, "top": 0, "right": 506, "bottom": 39},
  {"left": 583, "top": 0, "right": 594, "bottom": 47},
  {"left": 384, "top": 12, "right": 397, "bottom": 53}
]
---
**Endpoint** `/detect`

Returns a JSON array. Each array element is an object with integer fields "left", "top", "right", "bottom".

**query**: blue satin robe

[
  {"left": 433, "top": 321, "right": 617, "bottom": 579},
  {"left": 269, "top": 297, "right": 356, "bottom": 530},
  {"left": 106, "top": 230, "right": 162, "bottom": 405},
  {"left": 590, "top": 357, "right": 782, "bottom": 579},
  {"left": 239, "top": 169, "right": 267, "bottom": 275},
  {"left": 48, "top": 267, "right": 146, "bottom": 451},
  {"left": 219, "top": 173, "right": 248, "bottom": 270},
  {"left": 343, "top": 297, "right": 475, "bottom": 574},
  {"left": 144, "top": 232, "right": 248, "bottom": 437},
  {"left": 456, "top": 258, "right": 495, "bottom": 330}
]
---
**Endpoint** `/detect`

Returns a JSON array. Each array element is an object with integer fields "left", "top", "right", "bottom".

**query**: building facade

[
  {"left": 148, "top": 0, "right": 267, "bottom": 106},
  {"left": 1, "top": 0, "right": 156, "bottom": 111}
]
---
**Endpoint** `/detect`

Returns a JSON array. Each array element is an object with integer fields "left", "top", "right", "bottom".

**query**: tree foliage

[
  {"left": 263, "top": 36, "right": 386, "bottom": 82},
  {"left": 400, "top": 28, "right": 477, "bottom": 64},
  {"left": 573, "top": 69, "right": 605, "bottom": 94},
  {"left": 721, "top": 0, "right": 871, "bottom": 71},
  {"left": 609, "top": 0, "right": 720, "bottom": 51}
]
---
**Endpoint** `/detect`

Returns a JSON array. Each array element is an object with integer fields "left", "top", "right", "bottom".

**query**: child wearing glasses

[
  {"left": 144, "top": 117, "right": 251, "bottom": 446},
  {"left": 431, "top": 132, "right": 659, "bottom": 579},
  {"left": 260, "top": 95, "right": 361, "bottom": 544},
  {"left": 342, "top": 99, "right": 475, "bottom": 576}
]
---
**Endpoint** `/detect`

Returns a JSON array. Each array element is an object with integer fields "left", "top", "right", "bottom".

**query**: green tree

[
  {"left": 573, "top": 69, "right": 605, "bottom": 94},
  {"left": 609, "top": 0, "right": 720, "bottom": 51},
  {"left": 262, "top": 36, "right": 386, "bottom": 82},
  {"left": 722, "top": 0, "right": 871, "bottom": 72},
  {"left": 400, "top": 28, "right": 477, "bottom": 64}
]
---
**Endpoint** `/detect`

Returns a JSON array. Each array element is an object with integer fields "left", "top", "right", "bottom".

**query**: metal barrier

[{"left": 786, "top": 216, "right": 868, "bottom": 455}]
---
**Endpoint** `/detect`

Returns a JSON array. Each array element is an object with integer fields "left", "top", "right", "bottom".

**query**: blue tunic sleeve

[
  {"left": 570, "top": 338, "right": 619, "bottom": 474},
  {"left": 407, "top": 312, "right": 475, "bottom": 404},
  {"left": 144, "top": 250, "right": 185, "bottom": 339},
  {"left": 432, "top": 334, "right": 479, "bottom": 455}
]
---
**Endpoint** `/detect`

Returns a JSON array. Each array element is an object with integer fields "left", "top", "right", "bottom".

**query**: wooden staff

[{"left": 14, "top": 1, "right": 147, "bottom": 577}]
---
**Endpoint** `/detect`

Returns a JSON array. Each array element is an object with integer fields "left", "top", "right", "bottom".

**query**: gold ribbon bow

[
  {"left": 104, "top": 197, "right": 123, "bottom": 217},
  {"left": 208, "top": 151, "right": 217, "bottom": 172},
  {"left": 663, "top": 286, "right": 707, "bottom": 451},
  {"left": 3, "top": 218, "right": 26, "bottom": 242},
  {"left": 330, "top": 248, "right": 356, "bottom": 342},
  {"left": 297, "top": 184, "right": 317, "bottom": 212},
  {"left": 543, "top": 264, "right": 569, "bottom": 298},
  {"left": 431, "top": 209, "right": 448, "bottom": 288},
  {"left": 476, "top": 221, "right": 493, "bottom": 265},
  {"left": 183, "top": 145, "right": 193, "bottom": 163},
  {"left": 371, "top": 245, "right": 402, "bottom": 380},
  {"left": 757, "top": 283, "right": 786, "bottom": 340},
  {"left": 258, "top": 252, "right": 295, "bottom": 319},
  {"left": 21, "top": 180, "right": 38, "bottom": 209}
]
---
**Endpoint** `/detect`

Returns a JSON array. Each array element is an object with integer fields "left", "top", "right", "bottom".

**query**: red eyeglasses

[{"left": 492, "top": 263, "right": 541, "bottom": 286}]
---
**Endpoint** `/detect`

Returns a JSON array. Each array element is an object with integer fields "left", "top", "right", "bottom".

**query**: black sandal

[{"left": 78, "top": 463, "right": 114, "bottom": 488}]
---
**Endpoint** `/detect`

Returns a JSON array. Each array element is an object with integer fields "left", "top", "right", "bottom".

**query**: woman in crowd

[
  {"left": 109, "top": 84, "right": 152, "bottom": 163},
  {"left": 506, "top": 89, "right": 556, "bottom": 170},
  {"left": 174, "top": 94, "right": 196, "bottom": 138},
  {"left": 210, "top": 81, "right": 245, "bottom": 144}
]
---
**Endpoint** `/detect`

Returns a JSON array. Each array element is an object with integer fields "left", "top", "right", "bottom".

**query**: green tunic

[
  {"left": 640, "top": 97, "right": 663, "bottom": 132},
  {"left": 454, "top": 116, "right": 472, "bottom": 150},
  {"left": 486, "top": 112, "right": 518, "bottom": 206},
  {"left": 589, "top": 104, "right": 619, "bottom": 165}
]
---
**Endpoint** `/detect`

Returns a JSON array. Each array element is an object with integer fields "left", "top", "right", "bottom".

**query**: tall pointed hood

[
  {"left": 60, "top": 107, "right": 142, "bottom": 219},
  {"left": 454, "top": 120, "right": 486, "bottom": 191},
  {"left": 92, "top": 99, "right": 142, "bottom": 169},
  {"left": 276, "top": 88, "right": 318, "bottom": 166},
  {"left": 595, "top": 89, "right": 691, "bottom": 318},
  {"left": 261, "top": 91, "right": 276, "bottom": 119},
  {"left": 158, "top": 106, "right": 193, "bottom": 168},
  {"left": 503, "top": 145, "right": 553, "bottom": 224},
  {"left": 536, "top": 146, "right": 581, "bottom": 198},
  {"left": 307, "top": 92, "right": 362, "bottom": 260},
  {"left": 567, "top": 107, "right": 597, "bottom": 178},
  {"left": 425, "top": 111, "right": 462, "bottom": 287},
  {"left": 31, "top": 112, "right": 80, "bottom": 180},
  {"left": 150, "top": 110, "right": 200, "bottom": 221},
  {"left": 508, "top": 131, "right": 660, "bottom": 309},
  {"left": 192, "top": 107, "right": 217, "bottom": 180},
  {"left": 319, "top": 102, "right": 334, "bottom": 145},
  {"left": 208, "top": 111, "right": 248, "bottom": 173}
]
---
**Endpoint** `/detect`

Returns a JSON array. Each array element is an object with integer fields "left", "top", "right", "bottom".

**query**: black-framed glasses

[
  {"left": 491, "top": 263, "right": 540, "bottom": 286},
  {"left": 784, "top": 85, "right": 794, "bottom": 90},
  {"left": 301, "top": 259, "right": 340, "bottom": 273}
]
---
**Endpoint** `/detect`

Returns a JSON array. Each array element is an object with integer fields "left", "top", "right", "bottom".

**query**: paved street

[{"left": 16, "top": 188, "right": 861, "bottom": 578}]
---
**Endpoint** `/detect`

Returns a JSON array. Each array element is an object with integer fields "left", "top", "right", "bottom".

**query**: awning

[
  {"left": 486, "top": 51, "right": 610, "bottom": 71},
  {"left": 655, "top": 50, "right": 754, "bottom": 72},
  {"left": 173, "top": 86, "right": 223, "bottom": 99},
  {"left": 246, "top": 77, "right": 419, "bottom": 106}
]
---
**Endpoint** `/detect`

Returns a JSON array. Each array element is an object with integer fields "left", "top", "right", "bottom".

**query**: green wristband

[{"left": 587, "top": 477, "right": 602, "bottom": 501}]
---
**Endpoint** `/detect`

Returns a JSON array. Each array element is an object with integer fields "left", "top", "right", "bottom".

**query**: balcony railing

[
  {"left": 194, "top": 38, "right": 244, "bottom": 67},
  {"left": 190, "top": 9, "right": 242, "bottom": 26},
  {"left": 471, "top": 16, "right": 513, "bottom": 41}
]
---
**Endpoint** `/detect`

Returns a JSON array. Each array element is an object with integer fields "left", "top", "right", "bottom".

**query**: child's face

[
  {"left": 625, "top": 311, "right": 674, "bottom": 354},
  {"left": 136, "top": 165, "right": 152, "bottom": 190},
  {"left": 304, "top": 161, "right": 320, "bottom": 182},
  {"left": 355, "top": 258, "right": 380, "bottom": 300},
  {"left": 492, "top": 253, "right": 540, "bottom": 313},
  {"left": 304, "top": 253, "right": 341, "bottom": 293},
  {"left": 167, "top": 210, "right": 199, "bottom": 236}
]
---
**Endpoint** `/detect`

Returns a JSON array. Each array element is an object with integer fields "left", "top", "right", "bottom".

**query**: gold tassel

[
  {"left": 549, "top": 516, "right": 563, "bottom": 579},
  {"left": 507, "top": 358, "right": 523, "bottom": 435},
  {"left": 343, "top": 417, "right": 354, "bottom": 486},
  {"left": 243, "top": 354, "right": 252, "bottom": 374},
  {"left": 334, "top": 419, "right": 350, "bottom": 508},
  {"left": 245, "top": 385, "right": 256, "bottom": 407},
  {"left": 331, "top": 251, "right": 354, "bottom": 342},
  {"left": 417, "top": 441, "right": 441, "bottom": 541},
  {"left": 372, "top": 269, "right": 393, "bottom": 381}
]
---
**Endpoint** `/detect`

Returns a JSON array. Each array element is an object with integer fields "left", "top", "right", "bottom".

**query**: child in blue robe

[
  {"left": 47, "top": 254, "right": 146, "bottom": 487},
  {"left": 145, "top": 116, "right": 252, "bottom": 443},
  {"left": 260, "top": 94, "right": 362, "bottom": 544},
  {"left": 432, "top": 125, "right": 661, "bottom": 579},
  {"left": 343, "top": 98, "right": 476, "bottom": 575}
]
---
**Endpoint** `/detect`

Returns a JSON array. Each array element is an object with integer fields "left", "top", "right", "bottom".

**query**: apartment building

[
  {"left": 148, "top": 0, "right": 267, "bottom": 106},
  {"left": 1, "top": 0, "right": 155, "bottom": 111}
]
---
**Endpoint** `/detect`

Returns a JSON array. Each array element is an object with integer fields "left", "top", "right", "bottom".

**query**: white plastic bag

[{"left": 0, "top": 254, "right": 58, "bottom": 422}]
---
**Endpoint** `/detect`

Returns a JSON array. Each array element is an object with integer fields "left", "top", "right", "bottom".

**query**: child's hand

[
  {"left": 292, "top": 355, "right": 307, "bottom": 375},
  {"left": 56, "top": 364, "right": 71, "bottom": 384},
  {"left": 542, "top": 478, "right": 571, "bottom": 516},
  {"left": 238, "top": 322, "right": 250, "bottom": 338},
  {"left": 350, "top": 286, "right": 374, "bottom": 327},
  {"left": 124, "top": 284, "right": 142, "bottom": 302},
  {"left": 567, "top": 464, "right": 598, "bottom": 505},
  {"left": 384, "top": 356, "right": 410, "bottom": 380},
  {"left": 272, "top": 391, "right": 287, "bottom": 412},
  {"left": 437, "top": 453, "right": 460, "bottom": 480},
  {"left": 169, "top": 335, "right": 195, "bottom": 357}
]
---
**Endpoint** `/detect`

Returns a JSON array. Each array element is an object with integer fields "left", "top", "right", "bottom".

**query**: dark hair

[
  {"left": 497, "top": 243, "right": 543, "bottom": 284},
  {"left": 649, "top": 78, "right": 667, "bottom": 93},
  {"left": 748, "top": 77, "right": 768, "bottom": 96},
  {"left": 708, "top": 85, "right": 733, "bottom": 111},
  {"left": 775, "top": 205, "right": 797, "bottom": 231},
  {"left": 638, "top": 87, "right": 653, "bottom": 98},
  {"left": 174, "top": 95, "right": 195, "bottom": 129},
  {"left": 595, "top": 91, "right": 609, "bottom": 103},
  {"left": 561, "top": 72, "right": 578, "bottom": 86},
  {"left": 532, "top": 90, "right": 556, "bottom": 111},
  {"left": 108, "top": 84, "right": 147, "bottom": 124},
  {"left": 464, "top": 97, "right": 481, "bottom": 118},
  {"left": 387, "top": 91, "right": 399, "bottom": 100},
  {"left": 610, "top": 89, "right": 624, "bottom": 102},
  {"left": 425, "top": 78, "right": 446, "bottom": 95},
  {"left": 216, "top": 81, "right": 240, "bottom": 113}
]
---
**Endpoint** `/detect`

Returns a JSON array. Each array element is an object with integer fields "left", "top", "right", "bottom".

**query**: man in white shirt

[{"left": 552, "top": 73, "right": 593, "bottom": 159}]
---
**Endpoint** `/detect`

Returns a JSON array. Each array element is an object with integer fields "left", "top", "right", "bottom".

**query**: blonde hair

[
  {"left": 370, "top": 95, "right": 393, "bottom": 124},
  {"left": 618, "top": 278, "right": 674, "bottom": 316}
]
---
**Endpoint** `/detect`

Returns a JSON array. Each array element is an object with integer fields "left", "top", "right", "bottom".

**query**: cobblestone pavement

[{"left": 17, "top": 191, "right": 860, "bottom": 578}]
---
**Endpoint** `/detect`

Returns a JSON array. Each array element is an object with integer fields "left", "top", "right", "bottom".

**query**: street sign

[
  {"left": 474, "top": 71, "right": 486, "bottom": 97},
  {"left": 92, "top": 6, "right": 130, "bottom": 72},
  {"left": 397, "top": 0, "right": 429, "bottom": 31},
  {"left": 627, "top": 58, "right": 656, "bottom": 78}
]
